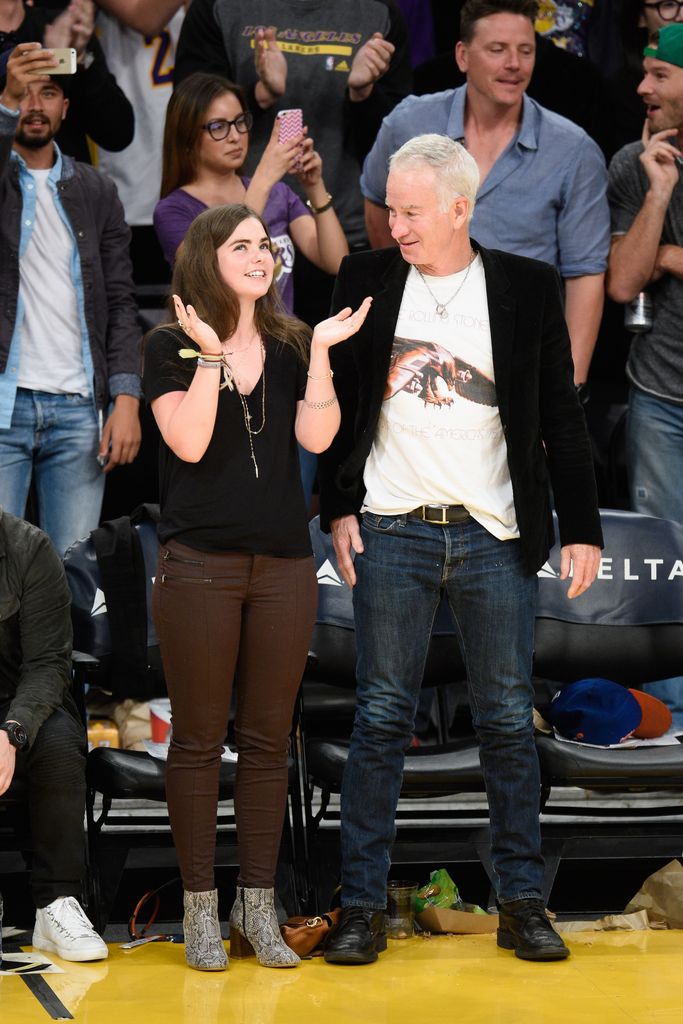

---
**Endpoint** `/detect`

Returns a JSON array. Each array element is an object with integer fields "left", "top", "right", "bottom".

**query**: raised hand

[
  {"left": 311, "top": 297, "right": 373, "bottom": 350},
  {"left": 348, "top": 32, "right": 395, "bottom": 101},
  {"left": 254, "top": 117, "right": 307, "bottom": 185},
  {"left": 295, "top": 137, "right": 322, "bottom": 188},
  {"left": 254, "top": 27, "right": 287, "bottom": 101},
  {"left": 639, "top": 119, "right": 681, "bottom": 199},
  {"left": 70, "top": 0, "right": 96, "bottom": 58},
  {"left": 173, "top": 294, "right": 222, "bottom": 356},
  {"left": 1, "top": 43, "right": 58, "bottom": 106}
]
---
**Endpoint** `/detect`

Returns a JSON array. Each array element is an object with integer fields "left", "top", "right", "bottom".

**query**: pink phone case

[{"left": 277, "top": 108, "right": 303, "bottom": 145}]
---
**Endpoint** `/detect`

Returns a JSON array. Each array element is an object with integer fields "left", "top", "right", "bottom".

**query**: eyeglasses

[
  {"left": 643, "top": 0, "right": 683, "bottom": 21},
  {"left": 201, "top": 112, "right": 253, "bottom": 141}
]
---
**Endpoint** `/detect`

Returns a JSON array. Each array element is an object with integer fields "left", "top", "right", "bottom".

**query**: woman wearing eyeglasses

[{"left": 154, "top": 72, "right": 348, "bottom": 316}]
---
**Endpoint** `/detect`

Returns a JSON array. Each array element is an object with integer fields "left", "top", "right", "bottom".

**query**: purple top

[{"left": 153, "top": 177, "right": 310, "bottom": 312}]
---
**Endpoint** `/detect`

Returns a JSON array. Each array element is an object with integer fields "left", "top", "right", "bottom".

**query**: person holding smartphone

[
  {"left": 154, "top": 72, "right": 348, "bottom": 315},
  {"left": 144, "top": 203, "right": 371, "bottom": 971},
  {"left": 0, "top": 0, "right": 134, "bottom": 162}
]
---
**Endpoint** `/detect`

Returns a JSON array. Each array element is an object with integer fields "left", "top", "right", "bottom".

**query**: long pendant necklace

[
  {"left": 221, "top": 341, "right": 266, "bottom": 479},
  {"left": 416, "top": 249, "right": 476, "bottom": 320}
]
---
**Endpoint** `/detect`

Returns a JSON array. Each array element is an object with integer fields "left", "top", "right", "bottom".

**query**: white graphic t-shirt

[{"left": 363, "top": 257, "right": 519, "bottom": 541}]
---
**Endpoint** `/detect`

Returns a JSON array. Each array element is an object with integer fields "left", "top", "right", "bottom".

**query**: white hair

[{"left": 388, "top": 134, "right": 480, "bottom": 222}]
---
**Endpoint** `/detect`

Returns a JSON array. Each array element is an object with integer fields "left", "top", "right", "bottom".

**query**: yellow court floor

[{"left": 3, "top": 930, "right": 683, "bottom": 1024}]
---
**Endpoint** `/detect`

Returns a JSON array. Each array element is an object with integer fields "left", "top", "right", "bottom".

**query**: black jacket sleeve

[
  {"left": 344, "top": 0, "right": 413, "bottom": 163},
  {"left": 317, "top": 256, "right": 364, "bottom": 531},
  {"left": 7, "top": 534, "right": 73, "bottom": 749},
  {"left": 173, "top": 0, "right": 231, "bottom": 84}
]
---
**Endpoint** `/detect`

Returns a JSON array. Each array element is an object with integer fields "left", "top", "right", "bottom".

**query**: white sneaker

[{"left": 32, "top": 897, "right": 109, "bottom": 962}]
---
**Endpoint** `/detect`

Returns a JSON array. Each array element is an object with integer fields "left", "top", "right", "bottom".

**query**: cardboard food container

[{"left": 416, "top": 906, "right": 499, "bottom": 935}]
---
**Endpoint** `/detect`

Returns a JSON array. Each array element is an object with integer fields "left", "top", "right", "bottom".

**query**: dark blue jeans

[{"left": 340, "top": 512, "right": 544, "bottom": 908}]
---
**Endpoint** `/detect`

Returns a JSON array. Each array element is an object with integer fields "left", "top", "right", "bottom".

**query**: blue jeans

[
  {"left": 340, "top": 512, "right": 543, "bottom": 908},
  {"left": 0, "top": 388, "right": 104, "bottom": 556},
  {"left": 626, "top": 387, "right": 683, "bottom": 523}
]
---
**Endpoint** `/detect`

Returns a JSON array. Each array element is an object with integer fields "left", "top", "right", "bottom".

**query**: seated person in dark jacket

[
  {"left": 0, "top": 508, "right": 108, "bottom": 961},
  {"left": 0, "top": 0, "right": 134, "bottom": 162}
]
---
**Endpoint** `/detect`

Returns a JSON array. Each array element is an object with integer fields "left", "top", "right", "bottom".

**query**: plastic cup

[
  {"left": 386, "top": 880, "right": 418, "bottom": 939},
  {"left": 149, "top": 698, "right": 172, "bottom": 743}
]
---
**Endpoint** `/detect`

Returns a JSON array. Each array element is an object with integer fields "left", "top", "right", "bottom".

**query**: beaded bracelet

[
  {"left": 304, "top": 395, "right": 338, "bottom": 410},
  {"left": 307, "top": 369, "right": 334, "bottom": 380}
]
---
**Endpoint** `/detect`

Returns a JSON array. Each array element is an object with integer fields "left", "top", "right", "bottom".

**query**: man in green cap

[
  {"left": 606, "top": 23, "right": 683, "bottom": 526},
  {"left": 606, "top": 22, "right": 683, "bottom": 730}
]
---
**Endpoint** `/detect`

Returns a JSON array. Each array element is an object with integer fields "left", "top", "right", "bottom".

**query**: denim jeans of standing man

[
  {"left": 626, "top": 386, "right": 683, "bottom": 728},
  {"left": 0, "top": 389, "right": 104, "bottom": 556},
  {"left": 340, "top": 512, "right": 544, "bottom": 909}
]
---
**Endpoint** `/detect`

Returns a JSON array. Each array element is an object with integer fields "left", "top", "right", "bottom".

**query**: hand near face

[
  {"left": 173, "top": 294, "right": 222, "bottom": 356},
  {"left": 639, "top": 119, "right": 681, "bottom": 199},
  {"left": 311, "top": 297, "right": 373, "bottom": 350},
  {"left": 2, "top": 44, "right": 57, "bottom": 106},
  {"left": 254, "top": 27, "right": 287, "bottom": 99},
  {"left": 348, "top": 32, "right": 395, "bottom": 100}
]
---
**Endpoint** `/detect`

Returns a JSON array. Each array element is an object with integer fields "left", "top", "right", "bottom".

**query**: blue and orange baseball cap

[{"left": 548, "top": 678, "right": 671, "bottom": 745}]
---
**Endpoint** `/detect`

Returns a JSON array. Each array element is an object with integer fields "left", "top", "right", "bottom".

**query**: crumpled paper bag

[
  {"left": 554, "top": 910, "right": 652, "bottom": 933},
  {"left": 624, "top": 859, "right": 683, "bottom": 928},
  {"left": 112, "top": 699, "right": 152, "bottom": 750}
]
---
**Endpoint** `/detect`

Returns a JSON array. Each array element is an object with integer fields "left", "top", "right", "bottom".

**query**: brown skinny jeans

[{"left": 152, "top": 539, "right": 317, "bottom": 891}]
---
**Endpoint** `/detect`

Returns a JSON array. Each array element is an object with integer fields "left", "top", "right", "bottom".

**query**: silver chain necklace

[
  {"left": 221, "top": 342, "right": 266, "bottom": 479},
  {"left": 416, "top": 250, "right": 476, "bottom": 320}
]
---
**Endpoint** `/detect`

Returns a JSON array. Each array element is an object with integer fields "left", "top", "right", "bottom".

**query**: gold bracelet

[
  {"left": 305, "top": 193, "right": 333, "bottom": 215},
  {"left": 307, "top": 369, "right": 334, "bottom": 380},
  {"left": 304, "top": 395, "right": 338, "bottom": 410}
]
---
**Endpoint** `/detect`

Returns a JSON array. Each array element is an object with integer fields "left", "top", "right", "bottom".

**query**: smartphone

[
  {"left": 29, "top": 47, "right": 78, "bottom": 76},
  {"left": 276, "top": 108, "right": 303, "bottom": 145}
]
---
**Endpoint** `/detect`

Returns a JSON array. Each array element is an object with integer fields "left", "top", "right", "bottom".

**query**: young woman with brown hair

[{"left": 144, "top": 203, "right": 370, "bottom": 972}]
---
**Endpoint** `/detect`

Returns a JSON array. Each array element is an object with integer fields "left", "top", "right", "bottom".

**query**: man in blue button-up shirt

[
  {"left": 361, "top": 0, "right": 611, "bottom": 389},
  {"left": 0, "top": 43, "right": 141, "bottom": 555}
]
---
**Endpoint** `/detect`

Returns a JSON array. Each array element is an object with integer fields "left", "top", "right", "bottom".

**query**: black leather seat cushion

[
  {"left": 306, "top": 737, "right": 484, "bottom": 796},
  {"left": 536, "top": 734, "right": 683, "bottom": 789},
  {"left": 87, "top": 747, "right": 238, "bottom": 802}
]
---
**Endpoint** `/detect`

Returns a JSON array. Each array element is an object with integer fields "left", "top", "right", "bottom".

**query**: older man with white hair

[{"left": 318, "top": 134, "right": 603, "bottom": 966}]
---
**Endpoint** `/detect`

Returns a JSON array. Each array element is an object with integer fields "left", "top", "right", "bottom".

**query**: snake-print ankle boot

[
  {"left": 229, "top": 886, "right": 300, "bottom": 968},
  {"left": 183, "top": 889, "right": 228, "bottom": 971}
]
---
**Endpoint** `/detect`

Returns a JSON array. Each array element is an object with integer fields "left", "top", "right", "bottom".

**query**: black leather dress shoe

[
  {"left": 324, "top": 907, "right": 387, "bottom": 964},
  {"left": 497, "top": 898, "right": 569, "bottom": 961}
]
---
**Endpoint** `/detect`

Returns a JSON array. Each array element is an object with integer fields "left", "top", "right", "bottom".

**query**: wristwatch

[{"left": 0, "top": 720, "right": 28, "bottom": 751}]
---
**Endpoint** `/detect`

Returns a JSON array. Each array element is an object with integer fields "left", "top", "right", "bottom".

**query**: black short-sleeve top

[{"left": 143, "top": 327, "right": 311, "bottom": 557}]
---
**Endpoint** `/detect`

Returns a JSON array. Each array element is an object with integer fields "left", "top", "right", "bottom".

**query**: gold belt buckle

[{"left": 424, "top": 504, "right": 449, "bottom": 524}]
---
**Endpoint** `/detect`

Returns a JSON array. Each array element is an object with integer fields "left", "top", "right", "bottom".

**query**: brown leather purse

[{"left": 279, "top": 909, "right": 342, "bottom": 957}]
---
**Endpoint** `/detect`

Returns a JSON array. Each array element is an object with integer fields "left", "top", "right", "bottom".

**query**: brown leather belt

[{"left": 408, "top": 504, "right": 470, "bottom": 525}]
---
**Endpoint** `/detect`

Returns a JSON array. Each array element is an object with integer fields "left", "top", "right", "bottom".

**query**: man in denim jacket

[{"left": 0, "top": 44, "right": 141, "bottom": 555}]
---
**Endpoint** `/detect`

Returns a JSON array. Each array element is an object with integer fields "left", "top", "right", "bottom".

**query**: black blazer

[{"left": 318, "top": 243, "right": 603, "bottom": 574}]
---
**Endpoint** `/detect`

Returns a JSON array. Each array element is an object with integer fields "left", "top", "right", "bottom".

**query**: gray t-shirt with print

[{"left": 608, "top": 141, "right": 683, "bottom": 405}]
